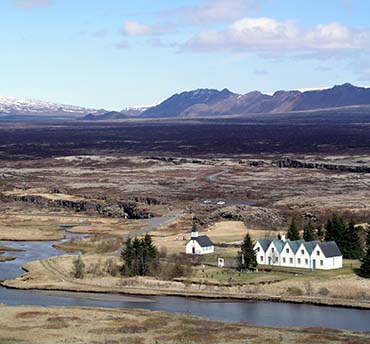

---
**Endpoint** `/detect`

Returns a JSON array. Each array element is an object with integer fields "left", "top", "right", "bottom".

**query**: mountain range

[
  {"left": 2, "top": 83, "right": 370, "bottom": 121},
  {"left": 138, "top": 83, "right": 370, "bottom": 119}
]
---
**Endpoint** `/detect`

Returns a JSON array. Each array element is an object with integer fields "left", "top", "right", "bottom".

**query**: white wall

[
  {"left": 280, "top": 242, "right": 296, "bottom": 267},
  {"left": 312, "top": 244, "right": 342, "bottom": 270},
  {"left": 265, "top": 242, "right": 280, "bottom": 266},
  {"left": 254, "top": 242, "right": 266, "bottom": 265},
  {"left": 295, "top": 243, "right": 311, "bottom": 269}
]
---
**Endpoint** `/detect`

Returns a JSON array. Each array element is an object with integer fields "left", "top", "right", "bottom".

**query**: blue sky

[{"left": 1, "top": 0, "right": 370, "bottom": 110}]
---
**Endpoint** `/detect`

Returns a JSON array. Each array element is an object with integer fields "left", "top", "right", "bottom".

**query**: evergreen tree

[
  {"left": 120, "top": 235, "right": 159, "bottom": 276},
  {"left": 325, "top": 214, "right": 346, "bottom": 242},
  {"left": 343, "top": 221, "right": 363, "bottom": 259},
  {"left": 72, "top": 255, "right": 85, "bottom": 279},
  {"left": 287, "top": 218, "right": 300, "bottom": 241},
  {"left": 237, "top": 233, "right": 257, "bottom": 270},
  {"left": 324, "top": 215, "right": 363, "bottom": 259},
  {"left": 316, "top": 224, "right": 324, "bottom": 241},
  {"left": 120, "top": 238, "right": 134, "bottom": 275},
  {"left": 360, "top": 230, "right": 370, "bottom": 278},
  {"left": 303, "top": 221, "right": 315, "bottom": 242},
  {"left": 142, "top": 233, "right": 159, "bottom": 274}
]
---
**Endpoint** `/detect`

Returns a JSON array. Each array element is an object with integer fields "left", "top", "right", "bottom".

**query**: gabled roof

[
  {"left": 285, "top": 239, "right": 305, "bottom": 253},
  {"left": 303, "top": 240, "right": 321, "bottom": 254},
  {"left": 257, "top": 239, "right": 272, "bottom": 251},
  {"left": 319, "top": 241, "right": 342, "bottom": 258},
  {"left": 271, "top": 239, "right": 284, "bottom": 253},
  {"left": 194, "top": 235, "right": 213, "bottom": 247}
]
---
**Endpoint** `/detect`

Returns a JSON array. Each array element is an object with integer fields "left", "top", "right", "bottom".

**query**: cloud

[
  {"left": 184, "top": 17, "right": 370, "bottom": 54},
  {"left": 164, "top": 0, "right": 263, "bottom": 24},
  {"left": 254, "top": 69, "right": 268, "bottom": 76},
  {"left": 14, "top": 0, "right": 51, "bottom": 9},
  {"left": 115, "top": 41, "right": 130, "bottom": 50},
  {"left": 122, "top": 21, "right": 176, "bottom": 37}
]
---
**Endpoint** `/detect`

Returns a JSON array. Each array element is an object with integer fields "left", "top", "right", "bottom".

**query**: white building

[
  {"left": 254, "top": 237, "right": 342, "bottom": 270},
  {"left": 185, "top": 224, "right": 214, "bottom": 255}
]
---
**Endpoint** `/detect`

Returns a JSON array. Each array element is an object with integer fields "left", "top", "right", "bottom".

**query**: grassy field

[{"left": 0, "top": 305, "right": 369, "bottom": 344}]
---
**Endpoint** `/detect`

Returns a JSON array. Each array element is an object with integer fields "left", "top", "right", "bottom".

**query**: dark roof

[
  {"left": 319, "top": 241, "right": 342, "bottom": 258},
  {"left": 194, "top": 235, "right": 213, "bottom": 247}
]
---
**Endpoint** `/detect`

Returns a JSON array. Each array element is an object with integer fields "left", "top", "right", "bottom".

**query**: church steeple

[{"left": 191, "top": 223, "right": 199, "bottom": 238}]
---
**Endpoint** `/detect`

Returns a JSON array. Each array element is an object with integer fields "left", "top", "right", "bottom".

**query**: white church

[
  {"left": 254, "top": 236, "right": 343, "bottom": 270},
  {"left": 186, "top": 224, "right": 214, "bottom": 255}
]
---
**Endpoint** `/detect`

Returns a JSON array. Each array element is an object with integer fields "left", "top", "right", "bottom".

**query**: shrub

[
  {"left": 317, "top": 287, "right": 330, "bottom": 296},
  {"left": 287, "top": 287, "right": 303, "bottom": 296},
  {"left": 72, "top": 255, "right": 85, "bottom": 279},
  {"left": 156, "top": 263, "right": 192, "bottom": 280},
  {"left": 104, "top": 258, "right": 120, "bottom": 276}
]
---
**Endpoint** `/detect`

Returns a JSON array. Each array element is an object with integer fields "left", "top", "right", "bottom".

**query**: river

[{"left": 1, "top": 233, "right": 370, "bottom": 332}]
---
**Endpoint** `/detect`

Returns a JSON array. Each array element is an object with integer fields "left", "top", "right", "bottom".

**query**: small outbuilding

[{"left": 185, "top": 224, "right": 214, "bottom": 255}]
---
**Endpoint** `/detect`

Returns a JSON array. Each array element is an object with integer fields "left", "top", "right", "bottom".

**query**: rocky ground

[{"left": 2, "top": 154, "right": 370, "bottom": 236}]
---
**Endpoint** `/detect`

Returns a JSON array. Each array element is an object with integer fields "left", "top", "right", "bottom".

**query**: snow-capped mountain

[{"left": 0, "top": 95, "right": 103, "bottom": 117}]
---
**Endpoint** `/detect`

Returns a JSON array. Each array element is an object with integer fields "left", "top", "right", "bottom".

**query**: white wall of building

[
  {"left": 280, "top": 242, "right": 296, "bottom": 267},
  {"left": 265, "top": 242, "right": 280, "bottom": 266}
]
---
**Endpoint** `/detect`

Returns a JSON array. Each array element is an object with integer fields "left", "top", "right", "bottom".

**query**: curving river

[{"left": 1, "top": 233, "right": 370, "bottom": 332}]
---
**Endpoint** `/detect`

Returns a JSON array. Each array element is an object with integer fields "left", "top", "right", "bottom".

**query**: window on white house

[
  {"left": 301, "top": 249, "right": 304, "bottom": 255},
  {"left": 320, "top": 260, "right": 324, "bottom": 266},
  {"left": 260, "top": 256, "right": 263, "bottom": 262},
  {"left": 286, "top": 248, "right": 290, "bottom": 253},
  {"left": 283, "top": 257, "right": 286, "bottom": 263},
  {"left": 298, "top": 258, "right": 301, "bottom": 264},
  {"left": 305, "top": 259, "right": 308, "bottom": 265},
  {"left": 290, "top": 258, "right": 293, "bottom": 264},
  {"left": 272, "top": 248, "right": 275, "bottom": 253},
  {"left": 256, "top": 247, "right": 260, "bottom": 252},
  {"left": 317, "top": 250, "right": 320, "bottom": 255}
]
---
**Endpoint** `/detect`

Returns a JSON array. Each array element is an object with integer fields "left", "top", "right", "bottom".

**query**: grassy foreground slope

[{"left": 0, "top": 306, "right": 369, "bottom": 344}]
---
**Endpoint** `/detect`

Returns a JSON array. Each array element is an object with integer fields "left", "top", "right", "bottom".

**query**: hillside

[{"left": 140, "top": 83, "right": 370, "bottom": 118}]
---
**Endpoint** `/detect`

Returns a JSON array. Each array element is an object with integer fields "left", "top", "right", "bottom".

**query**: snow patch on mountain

[{"left": 0, "top": 95, "right": 100, "bottom": 116}]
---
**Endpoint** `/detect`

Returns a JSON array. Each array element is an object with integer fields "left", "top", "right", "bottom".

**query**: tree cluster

[
  {"left": 286, "top": 216, "right": 363, "bottom": 259},
  {"left": 360, "top": 230, "right": 370, "bottom": 278},
  {"left": 324, "top": 215, "right": 363, "bottom": 259},
  {"left": 287, "top": 218, "right": 324, "bottom": 242},
  {"left": 120, "top": 234, "right": 159, "bottom": 276}
]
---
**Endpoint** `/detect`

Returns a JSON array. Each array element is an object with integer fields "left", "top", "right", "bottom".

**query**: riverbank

[
  {"left": 0, "top": 305, "right": 369, "bottom": 344},
  {"left": 3, "top": 254, "right": 370, "bottom": 311}
]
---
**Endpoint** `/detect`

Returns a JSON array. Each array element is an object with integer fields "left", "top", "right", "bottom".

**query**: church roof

[{"left": 194, "top": 235, "right": 213, "bottom": 247}]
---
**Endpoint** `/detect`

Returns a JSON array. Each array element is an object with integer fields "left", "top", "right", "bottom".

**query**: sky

[{"left": 1, "top": 0, "right": 370, "bottom": 110}]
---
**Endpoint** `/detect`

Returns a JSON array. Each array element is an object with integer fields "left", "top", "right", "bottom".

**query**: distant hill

[
  {"left": 0, "top": 95, "right": 104, "bottom": 119},
  {"left": 83, "top": 107, "right": 149, "bottom": 120},
  {"left": 140, "top": 88, "right": 235, "bottom": 118},
  {"left": 139, "top": 83, "right": 370, "bottom": 118}
]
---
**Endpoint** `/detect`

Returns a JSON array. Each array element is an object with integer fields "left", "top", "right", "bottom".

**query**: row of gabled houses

[
  {"left": 185, "top": 224, "right": 343, "bottom": 270},
  {"left": 253, "top": 236, "right": 343, "bottom": 270}
]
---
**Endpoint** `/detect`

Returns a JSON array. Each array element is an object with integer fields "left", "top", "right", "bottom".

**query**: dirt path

[{"left": 123, "top": 210, "right": 182, "bottom": 240}]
